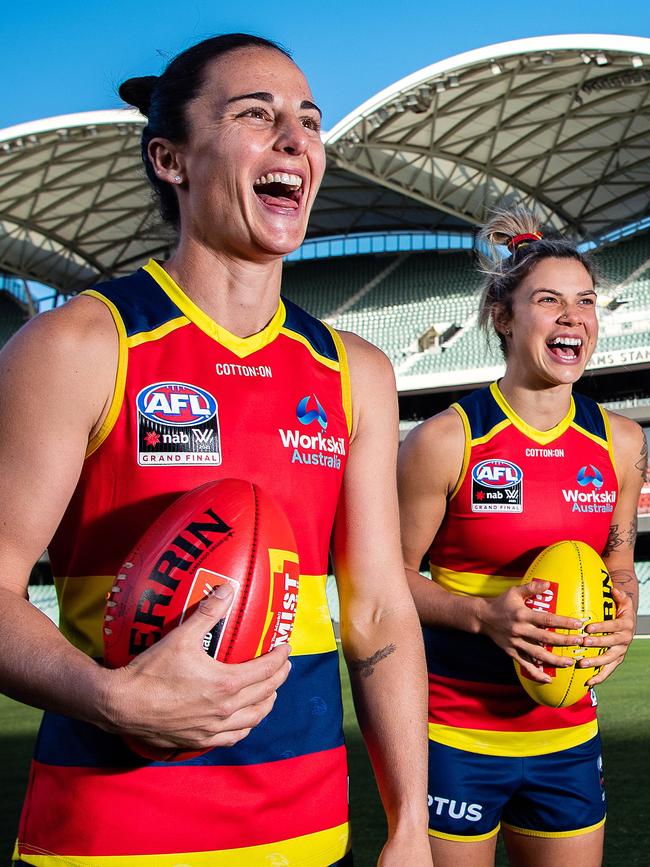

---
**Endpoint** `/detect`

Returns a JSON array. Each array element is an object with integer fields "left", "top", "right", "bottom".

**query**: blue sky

[{"left": 3, "top": 0, "right": 649, "bottom": 132}]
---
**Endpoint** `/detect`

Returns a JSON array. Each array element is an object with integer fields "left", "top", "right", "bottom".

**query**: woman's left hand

[{"left": 579, "top": 587, "right": 636, "bottom": 686}]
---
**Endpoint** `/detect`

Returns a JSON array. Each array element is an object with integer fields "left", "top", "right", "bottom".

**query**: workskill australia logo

[
  {"left": 277, "top": 394, "right": 345, "bottom": 470},
  {"left": 577, "top": 464, "right": 604, "bottom": 489},
  {"left": 471, "top": 459, "right": 523, "bottom": 513},
  {"left": 296, "top": 394, "right": 328, "bottom": 430},
  {"left": 136, "top": 382, "right": 221, "bottom": 466},
  {"left": 562, "top": 464, "right": 615, "bottom": 513}
]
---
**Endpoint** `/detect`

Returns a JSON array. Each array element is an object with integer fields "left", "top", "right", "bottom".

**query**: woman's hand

[
  {"left": 477, "top": 579, "right": 586, "bottom": 683},
  {"left": 104, "top": 586, "right": 292, "bottom": 751},
  {"left": 580, "top": 586, "right": 636, "bottom": 686}
]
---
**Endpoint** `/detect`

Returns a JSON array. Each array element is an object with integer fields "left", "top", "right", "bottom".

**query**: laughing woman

[
  {"left": 0, "top": 34, "right": 430, "bottom": 866},
  {"left": 398, "top": 207, "right": 644, "bottom": 867}
]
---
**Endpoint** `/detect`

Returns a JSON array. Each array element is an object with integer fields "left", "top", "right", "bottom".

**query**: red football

[{"left": 103, "top": 478, "right": 300, "bottom": 760}]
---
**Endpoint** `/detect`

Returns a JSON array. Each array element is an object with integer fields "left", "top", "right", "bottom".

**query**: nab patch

[
  {"left": 136, "top": 381, "right": 221, "bottom": 466},
  {"left": 471, "top": 458, "right": 523, "bottom": 513}
]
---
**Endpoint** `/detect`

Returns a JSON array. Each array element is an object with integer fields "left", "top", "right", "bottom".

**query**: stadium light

[
  {"left": 542, "top": 52, "right": 553, "bottom": 65},
  {"left": 490, "top": 60, "right": 503, "bottom": 75},
  {"left": 448, "top": 74, "right": 460, "bottom": 87},
  {"left": 434, "top": 81, "right": 446, "bottom": 93},
  {"left": 595, "top": 52, "right": 609, "bottom": 66},
  {"left": 631, "top": 55, "right": 644, "bottom": 68},
  {"left": 580, "top": 52, "right": 592, "bottom": 64}
]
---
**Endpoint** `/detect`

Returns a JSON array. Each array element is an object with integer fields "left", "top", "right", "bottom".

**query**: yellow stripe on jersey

[
  {"left": 325, "top": 324, "right": 353, "bottom": 435},
  {"left": 13, "top": 823, "right": 350, "bottom": 867},
  {"left": 600, "top": 405, "right": 617, "bottom": 472},
  {"left": 55, "top": 574, "right": 114, "bottom": 657},
  {"left": 82, "top": 290, "right": 129, "bottom": 458},
  {"left": 127, "top": 315, "right": 189, "bottom": 347},
  {"left": 144, "top": 260, "right": 286, "bottom": 359},
  {"left": 490, "top": 381, "right": 576, "bottom": 446},
  {"left": 470, "top": 418, "right": 510, "bottom": 447},
  {"left": 430, "top": 563, "right": 520, "bottom": 598},
  {"left": 428, "top": 719, "right": 599, "bottom": 757},
  {"left": 449, "top": 403, "right": 472, "bottom": 500},
  {"left": 570, "top": 405, "right": 611, "bottom": 456},
  {"left": 501, "top": 818, "right": 606, "bottom": 839},
  {"left": 55, "top": 573, "right": 336, "bottom": 659},
  {"left": 292, "top": 574, "right": 338, "bottom": 655},
  {"left": 279, "top": 326, "right": 342, "bottom": 372}
]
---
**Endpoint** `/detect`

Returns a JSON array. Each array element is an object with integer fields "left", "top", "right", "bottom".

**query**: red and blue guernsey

[
  {"left": 15, "top": 260, "right": 352, "bottom": 866},
  {"left": 426, "top": 381, "right": 618, "bottom": 757}
]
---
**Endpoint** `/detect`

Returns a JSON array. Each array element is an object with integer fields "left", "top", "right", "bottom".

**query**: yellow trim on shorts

[
  {"left": 324, "top": 324, "right": 353, "bottom": 436},
  {"left": 501, "top": 816, "right": 606, "bottom": 839},
  {"left": 13, "top": 822, "right": 350, "bottom": 866},
  {"left": 428, "top": 719, "right": 599, "bottom": 757},
  {"left": 82, "top": 290, "right": 128, "bottom": 458},
  {"left": 428, "top": 824, "right": 500, "bottom": 842},
  {"left": 55, "top": 573, "right": 336, "bottom": 659},
  {"left": 144, "top": 259, "right": 286, "bottom": 359},
  {"left": 430, "top": 563, "right": 520, "bottom": 598},
  {"left": 449, "top": 403, "right": 471, "bottom": 500}
]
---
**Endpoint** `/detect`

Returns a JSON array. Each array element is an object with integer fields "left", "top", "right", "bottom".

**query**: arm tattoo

[
  {"left": 609, "top": 568, "right": 639, "bottom": 608},
  {"left": 603, "top": 524, "right": 624, "bottom": 556},
  {"left": 635, "top": 435, "right": 648, "bottom": 483},
  {"left": 348, "top": 643, "right": 396, "bottom": 679},
  {"left": 627, "top": 518, "right": 638, "bottom": 550}
]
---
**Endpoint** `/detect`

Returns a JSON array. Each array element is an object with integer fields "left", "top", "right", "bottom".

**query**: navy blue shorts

[{"left": 427, "top": 734, "right": 606, "bottom": 840}]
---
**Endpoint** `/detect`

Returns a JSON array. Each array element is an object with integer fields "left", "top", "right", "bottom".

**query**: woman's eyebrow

[{"left": 227, "top": 91, "right": 322, "bottom": 117}]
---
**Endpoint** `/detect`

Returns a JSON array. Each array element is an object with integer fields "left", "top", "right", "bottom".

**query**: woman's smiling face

[
  {"left": 499, "top": 257, "right": 599, "bottom": 387},
  {"left": 173, "top": 46, "right": 326, "bottom": 260}
]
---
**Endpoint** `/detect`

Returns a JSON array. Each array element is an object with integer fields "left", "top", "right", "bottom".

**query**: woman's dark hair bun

[{"left": 118, "top": 76, "right": 158, "bottom": 116}]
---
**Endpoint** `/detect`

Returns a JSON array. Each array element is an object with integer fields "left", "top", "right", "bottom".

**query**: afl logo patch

[
  {"left": 136, "top": 382, "right": 221, "bottom": 466},
  {"left": 137, "top": 382, "right": 217, "bottom": 426},
  {"left": 471, "top": 459, "right": 523, "bottom": 513}
]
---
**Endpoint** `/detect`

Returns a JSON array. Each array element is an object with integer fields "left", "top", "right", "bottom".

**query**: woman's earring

[{"left": 173, "top": 175, "right": 182, "bottom": 184}]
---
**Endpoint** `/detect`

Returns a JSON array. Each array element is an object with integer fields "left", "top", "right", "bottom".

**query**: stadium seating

[{"left": 282, "top": 232, "right": 650, "bottom": 377}]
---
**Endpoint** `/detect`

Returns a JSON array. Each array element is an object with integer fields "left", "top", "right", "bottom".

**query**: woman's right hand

[
  {"left": 476, "top": 579, "right": 586, "bottom": 683},
  {"left": 102, "top": 586, "right": 292, "bottom": 751}
]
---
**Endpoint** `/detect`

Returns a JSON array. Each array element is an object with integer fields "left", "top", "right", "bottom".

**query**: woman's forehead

[{"left": 199, "top": 47, "right": 312, "bottom": 102}]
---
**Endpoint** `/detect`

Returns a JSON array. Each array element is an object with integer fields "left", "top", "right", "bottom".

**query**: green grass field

[{"left": 2, "top": 641, "right": 649, "bottom": 866}]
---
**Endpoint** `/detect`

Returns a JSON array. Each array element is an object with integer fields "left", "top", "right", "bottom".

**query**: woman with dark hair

[
  {"left": 398, "top": 207, "right": 643, "bottom": 866},
  {"left": 0, "top": 34, "right": 430, "bottom": 866}
]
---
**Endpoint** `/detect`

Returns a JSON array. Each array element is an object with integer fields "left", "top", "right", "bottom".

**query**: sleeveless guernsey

[
  {"left": 425, "top": 381, "right": 618, "bottom": 757},
  {"left": 15, "top": 260, "right": 352, "bottom": 866}
]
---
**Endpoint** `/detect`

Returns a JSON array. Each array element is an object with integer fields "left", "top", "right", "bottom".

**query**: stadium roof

[{"left": 1, "top": 34, "right": 649, "bottom": 293}]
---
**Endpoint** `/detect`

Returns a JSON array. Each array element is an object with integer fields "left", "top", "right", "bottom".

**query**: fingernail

[
  {"left": 583, "top": 638, "right": 593, "bottom": 646},
  {"left": 571, "top": 620, "right": 583, "bottom": 629},
  {"left": 213, "top": 584, "right": 233, "bottom": 599}
]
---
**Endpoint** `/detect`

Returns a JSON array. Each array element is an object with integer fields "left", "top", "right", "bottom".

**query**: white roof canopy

[{"left": 1, "top": 35, "right": 649, "bottom": 292}]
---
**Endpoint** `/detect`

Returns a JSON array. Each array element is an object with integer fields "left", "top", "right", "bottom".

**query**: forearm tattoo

[
  {"left": 635, "top": 434, "right": 648, "bottom": 483},
  {"left": 609, "top": 568, "right": 639, "bottom": 608},
  {"left": 603, "top": 524, "right": 624, "bottom": 556},
  {"left": 348, "top": 643, "right": 396, "bottom": 679}
]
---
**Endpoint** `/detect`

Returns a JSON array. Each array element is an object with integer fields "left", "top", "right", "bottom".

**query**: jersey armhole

[
  {"left": 324, "top": 324, "right": 352, "bottom": 436},
  {"left": 82, "top": 289, "right": 129, "bottom": 458},
  {"left": 449, "top": 403, "right": 471, "bottom": 501},
  {"left": 599, "top": 405, "right": 618, "bottom": 478}
]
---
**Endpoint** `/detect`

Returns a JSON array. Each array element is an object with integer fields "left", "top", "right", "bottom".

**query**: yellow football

[{"left": 513, "top": 540, "right": 615, "bottom": 708}]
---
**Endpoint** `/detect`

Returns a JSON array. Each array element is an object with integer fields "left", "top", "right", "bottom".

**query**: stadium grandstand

[{"left": 1, "top": 33, "right": 650, "bottom": 627}]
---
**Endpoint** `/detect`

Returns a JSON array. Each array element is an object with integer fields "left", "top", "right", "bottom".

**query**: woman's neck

[
  {"left": 498, "top": 373, "right": 573, "bottom": 431},
  {"left": 164, "top": 240, "right": 284, "bottom": 338}
]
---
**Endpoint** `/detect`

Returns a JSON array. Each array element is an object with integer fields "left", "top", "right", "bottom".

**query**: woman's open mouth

[
  {"left": 545, "top": 336, "right": 583, "bottom": 363},
  {"left": 253, "top": 172, "right": 303, "bottom": 210}
]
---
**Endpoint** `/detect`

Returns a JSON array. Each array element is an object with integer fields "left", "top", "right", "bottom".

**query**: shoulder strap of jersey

[{"left": 453, "top": 384, "right": 507, "bottom": 441}]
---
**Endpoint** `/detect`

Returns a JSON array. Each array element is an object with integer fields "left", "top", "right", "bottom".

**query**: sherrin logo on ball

[
  {"left": 514, "top": 540, "right": 615, "bottom": 708},
  {"left": 103, "top": 478, "right": 300, "bottom": 761}
]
